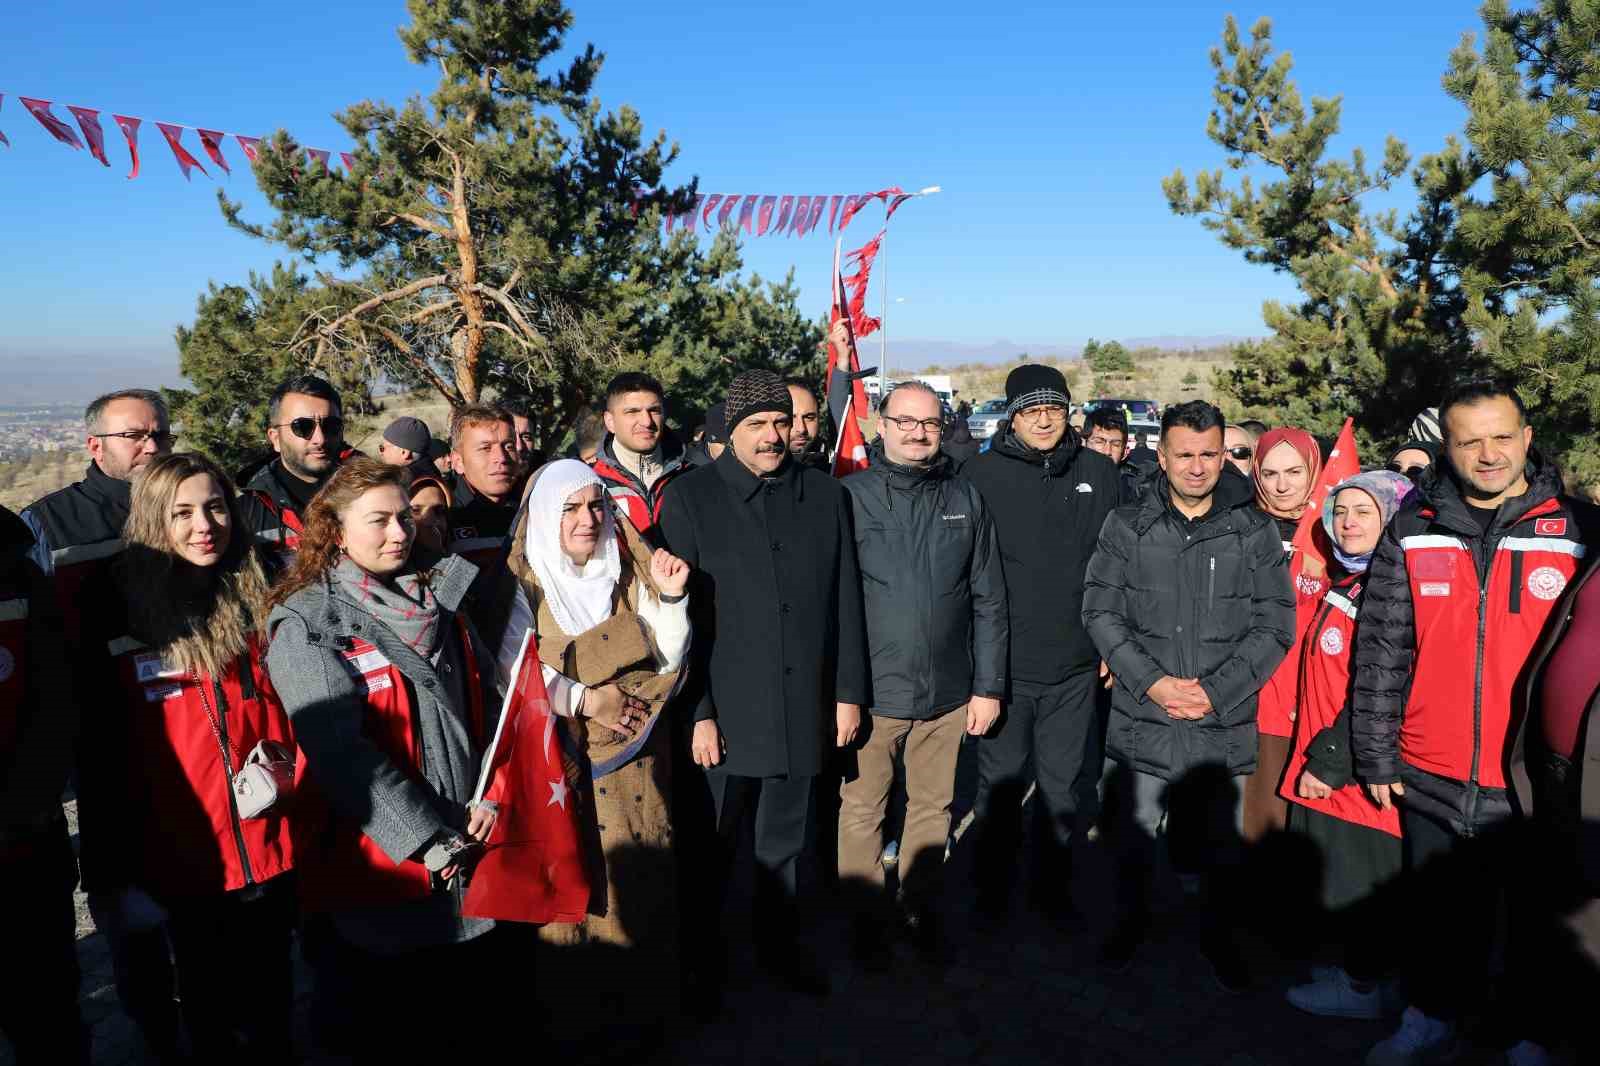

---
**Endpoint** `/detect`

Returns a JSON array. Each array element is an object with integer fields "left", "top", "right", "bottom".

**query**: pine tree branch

[
  {"left": 384, "top": 212, "right": 453, "bottom": 237},
  {"left": 468, "top": 282, "right": 549, "bottom": 366},
  {"left": 315, "top": 274, "right": 452, "bottom": 337},
  {"left": 364, "top": 322, "right": 462, "bottom": 407}
]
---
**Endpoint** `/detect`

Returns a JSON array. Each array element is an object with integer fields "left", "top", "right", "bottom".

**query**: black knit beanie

[
  {"left": 725, "top": 369, "right": 793, "bottom": 433},
  {"left": 703, "top": 401, "right": 729, "bottom": 444},
  {"left": 1004, "top": 364, "right": 1071, "bottom": 418}
]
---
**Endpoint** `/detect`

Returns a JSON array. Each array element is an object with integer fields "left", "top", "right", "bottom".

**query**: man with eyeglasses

[
  {"left": 837, "top": 381, "right": 1007, "bottom": 968},
  {"left": 962, "top": 365, "right": 1121, "bottom": 925},
  {"left": 20, "top": 388, "right": 180, "bottom": 1059},
  {"left": 240, "top": 374, "right": 347, "bottom": 553}
]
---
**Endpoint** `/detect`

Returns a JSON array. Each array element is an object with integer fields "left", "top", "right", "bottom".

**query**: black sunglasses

[
  {"left": 1228, "top": 445, "right": 1253, "bottom": 460},
  {"left": 1386, "top": 462, "right": 1427, "bottom": 480},
  {"left": 274, "top": 415, "right": 345, "bottom": 441}
]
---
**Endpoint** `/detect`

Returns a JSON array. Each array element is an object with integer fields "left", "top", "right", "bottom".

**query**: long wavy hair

[
  {"left": 122, "top": 452, "right": 271, "bottom": 679},
  {"left": 268, "top": 458, "right": 415, "bottom": 609}
]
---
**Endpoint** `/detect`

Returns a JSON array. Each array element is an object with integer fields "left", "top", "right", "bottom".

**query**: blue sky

[{"left": 2, "top": 1, "right": 1488, "bottom": 396}]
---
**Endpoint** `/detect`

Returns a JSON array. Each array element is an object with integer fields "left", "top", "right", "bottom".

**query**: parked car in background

[{"left": 965, "top": 399, "right": 1008, "bottom": 440}]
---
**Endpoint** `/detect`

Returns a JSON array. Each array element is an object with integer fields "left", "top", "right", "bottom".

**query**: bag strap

[{"left": 194, "top": 670, "right": 243, "bottom": 772}]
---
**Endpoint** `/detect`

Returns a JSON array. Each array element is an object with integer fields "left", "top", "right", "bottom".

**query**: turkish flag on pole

[
  {"left": 461, "top": 630, "right": 590, "bottom": 924},
  {"left": 66, "top": 107, "right": 109, "bottom": 166},
  {"left": 19, "top": 98, "right": 84, "bottom": 150},
  {"left": 196, "top": 129, "right": 231, "bottom": 175},
  {"left": 112, "top": 115, "right": 140, "bottom": 178},
  {"left": 155, "top": 123, "right": 207, "bottom": 180},
  {"left": 831, "top": 393, "right": 871, "bottom": 478},
  {"left": 825, "top": 240, "right": 873, "bottom": 445},
  {"left": 1292, "top": 418, "right": 1359, "bottom": 572}
]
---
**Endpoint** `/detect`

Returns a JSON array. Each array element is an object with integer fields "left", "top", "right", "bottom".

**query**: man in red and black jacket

[
  {"left": 0, "top": 505, "right": 88, "bottom": 1065},
  {"left": 590, "top": 371, "right": 687, "bottom": 537},
  {"left": 239, "top": 374, "right": 348, "bottom": 554},
  {"left": 445, "top": 403, "right": 521, "bottom": 569},
  {"left": 1352, "top": 379, "right": 1600, "bottom": 1064}
]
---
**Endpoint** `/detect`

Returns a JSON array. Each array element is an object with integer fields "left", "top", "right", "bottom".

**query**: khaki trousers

[{"left": 837, "top": 707, "right": 964, "bottom": 909}]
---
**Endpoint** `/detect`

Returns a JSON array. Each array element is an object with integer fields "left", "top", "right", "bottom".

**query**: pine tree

[
  {"left": 1168, "top": 7, "right": 1600, "bottom": 480},
  {"left": 216, "top": 0, "right": 819, "bottom": 450}
]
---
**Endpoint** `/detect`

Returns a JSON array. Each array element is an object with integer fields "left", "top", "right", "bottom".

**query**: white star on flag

[{"left": 548, "top": 778, "right": 569, "bottom": 809}]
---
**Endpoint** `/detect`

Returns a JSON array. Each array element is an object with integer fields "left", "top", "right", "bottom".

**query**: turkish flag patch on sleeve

[{"left": 1535, "top": 517, "right": 1568, "bottom": 536}]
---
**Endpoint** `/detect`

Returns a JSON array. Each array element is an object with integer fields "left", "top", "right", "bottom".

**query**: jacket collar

[
  {"left": 989, "top": 421, "right": 1080, "bottom": 476},
  {"left": 867, "top": 438, "right": 949, "bottom": 485},
  {"left": 83, "top": 460, "right": 133, "bottom": 510},
  {"left": 1133, "top": 464, "right": 1255, "bottom": 536},
  {"left": 715, "top": 446, "right": 804, "bottom": 503},
  {"left": 450, "top": 472, "right": 515, "bottom": 513}
]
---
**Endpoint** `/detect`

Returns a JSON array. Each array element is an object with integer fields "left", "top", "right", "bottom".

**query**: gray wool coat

[{"left": 265, "top": 552, "right": 498, "bottom": 950}]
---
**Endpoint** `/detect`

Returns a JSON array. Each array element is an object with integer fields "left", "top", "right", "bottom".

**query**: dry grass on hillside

[{"left": 916, "top": 346, "right": 1234, "bottom": 411}]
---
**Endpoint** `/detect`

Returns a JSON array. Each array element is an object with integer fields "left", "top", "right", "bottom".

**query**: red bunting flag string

[
  {"left": 0, "top": 90, "right": 354, "bottom": 183},
  {"left": 656, "top": 185, "right": 926, "bottom": 239},
  {"left": 0, "top": 94, "right": 9, "bottom": 148}
]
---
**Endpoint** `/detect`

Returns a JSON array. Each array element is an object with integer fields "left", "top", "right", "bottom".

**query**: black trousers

[
  {"left": 0, "top": 818, "right": 88, "bottom": 1066},
  {"left": 972, "top": 668, "right": 1098, "bottom": 906},
  {"left": 163, "top": 874, "right": 297, "bottom": 1062},
  {"left": 704, "top": 770, "right": 818, "bottom": 948}
]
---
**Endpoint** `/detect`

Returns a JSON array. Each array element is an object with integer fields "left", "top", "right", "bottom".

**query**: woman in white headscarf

[{"left": 490, "top": 459, "right": 690, "bottom": 1036}]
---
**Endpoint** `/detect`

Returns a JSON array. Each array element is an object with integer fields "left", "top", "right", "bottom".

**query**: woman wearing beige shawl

[{"left": 492, "top": 459, "right": 689, "bottom": 1032}]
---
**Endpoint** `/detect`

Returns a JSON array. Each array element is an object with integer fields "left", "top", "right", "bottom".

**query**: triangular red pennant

[
  {"left": 339, "top": 152, "right": 355, "bottom": 171},
  {"left": 234, "top": 135, "right": 261, "bottom": 163},
  {"left": 195, "top": 129, "right": 231, "bottom": 175},
  {"left": 700, "top": 193, "right": 723, "bottom": 230},
  {"left": 885, "top": 193, "right": 915, "bottom": 220},
  {"left": 65, "top": 106, "right": 109, "bottom": 166},
  {"left": 737, "top": 194, "right": 757, "bottom": 234},
  {"left": 0, "top": 94, "right": 9, "bottom": 148},
  {"left": 828, "top": 194, "right": 843, "bottom": 233},
  {"left": 757, "top": 195, "right": 777, "bottom": 236},
  {"left": 306, "top": 147, "right": 330, "bottom": 171},
  {"left": 112, "top": 115, "right": 140, "bottom": 178},
  {"left": 716, "top": 194, "right": 738, "bottom": 228},
  {"left": 808, "top": 196, "right": 828, "bottom": 235},
  {"left": 774, "top": 194, "right": 795, "bottom": 233},
  {"left": 155, "top": 122, "right": 207, "bottom": 181},
  {"left": 19, "top": 97, "right": 84, "bottom": 150},
  {"left": 682, "top": 194, "right": 702, "bottom": 233},
  {"left": 789, "top": 195, "right": 812, "bottom": 236},
  {"left": 839, "top": 187, "right": 904, "bottom": 232}
]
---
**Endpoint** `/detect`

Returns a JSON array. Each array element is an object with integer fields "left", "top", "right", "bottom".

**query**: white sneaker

[
  {"left": 1288, "top": 967, "right": 1385, "bottom": 1020},
  {"left": 1504, "top": 1040, "right": 1553, "bottom": 1066},
  {"left": 1309, "top": 965, "right": 1403, "bottom": 1014},
  {"left": 1365, "top": 1007, "right": 1462, "bottom": 1066}
]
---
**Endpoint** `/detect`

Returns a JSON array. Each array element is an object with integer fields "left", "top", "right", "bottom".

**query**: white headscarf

[{"left": 524, "top": 459, "right": 621, "bottom": 636}]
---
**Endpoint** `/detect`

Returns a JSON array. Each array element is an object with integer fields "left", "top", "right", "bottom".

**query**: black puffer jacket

[
  {"left": 1083, "top": 470, "right": 1294, "bottom": 780},
  {"left": 843, "top": 441, "right": 1008, "bottom": 719},
  {"left": 963, "top": 423, "right": 1121, "bottom": 684}
]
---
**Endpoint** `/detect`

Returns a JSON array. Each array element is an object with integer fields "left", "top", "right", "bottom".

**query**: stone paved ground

[{"left": 4, "top": 748, "right": 1546, "bottom": 1065}]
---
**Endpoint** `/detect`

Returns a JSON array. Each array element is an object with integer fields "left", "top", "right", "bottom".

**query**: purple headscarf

[{"left": 1321, "top": 470, "right": 1416, "bottom": 573}]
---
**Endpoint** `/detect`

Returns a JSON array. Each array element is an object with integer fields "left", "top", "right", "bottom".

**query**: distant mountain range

[{"left": 891, "top": 335, "right": 1252, "bottom": 370}]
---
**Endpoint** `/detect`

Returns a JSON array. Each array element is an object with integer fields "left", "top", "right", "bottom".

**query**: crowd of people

[{"left": 1, "top": 357, "right": 1598, "bottom": 1066}]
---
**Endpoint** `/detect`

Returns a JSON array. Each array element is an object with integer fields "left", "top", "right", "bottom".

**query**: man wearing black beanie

[
  {"left": 962, "top": 363, "right": 1121, "bottom": 924},
  {"left": 659, "top": 368, "right": 868, "bottom": 1005}
]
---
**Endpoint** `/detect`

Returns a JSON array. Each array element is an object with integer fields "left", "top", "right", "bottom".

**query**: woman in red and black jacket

[
  {"left": 77, "top": 452, "right": 297, "bottom": 1061},
  {"left": 1278, "top": 470, "right": 1413, "bottom": 1021}
]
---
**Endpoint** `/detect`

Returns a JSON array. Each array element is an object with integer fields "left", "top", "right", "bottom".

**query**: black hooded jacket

[
  {"left": 1082, "top": 469, "right": 1294, "bottom": 780},
  {"left": 842, "top": 441, "right": 1008, "bottom": 719},
  {"left": 962, "top": 422, "right": 1121, "bottom": 684}
]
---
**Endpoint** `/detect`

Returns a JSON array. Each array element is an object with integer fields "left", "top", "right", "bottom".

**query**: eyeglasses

[
  {"left": 1015, "top": 405, "right": 1067, "bottom": 424},
  {"left": 1386, "top": 463, "right": 1427, "bottom": 480},
  {"left": 92, "top": 429, "right": 175, "bottom": 448},
  {"left": 882, "top": 415, "right": 944, "bottom": 434},
  {"left": 1227, "top": 446, "right": 1253, "bottom": 460},
  {"left": 273, "top": 415, "right": 345, "bottom": 441}
]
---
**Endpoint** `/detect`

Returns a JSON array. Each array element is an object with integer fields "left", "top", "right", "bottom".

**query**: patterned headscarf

[
  {"left": 1251, "top": 427, "right": 1324, "bottom": 520},
  {"left": 1320, "top": 470, "right": 1416, "bottom": 573}
]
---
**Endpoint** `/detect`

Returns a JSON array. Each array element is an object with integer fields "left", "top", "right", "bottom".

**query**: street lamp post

[{"left": 878, "top": 184, "right": 940, "bottom": 400}]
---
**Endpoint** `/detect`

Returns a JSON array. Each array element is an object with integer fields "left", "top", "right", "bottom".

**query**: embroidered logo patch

[
  {"left": 0, "top": 646, "right": 14, "bottom": 683},
  {"left": 1319, "top": 626, "right": 1345, "bottom": 656},
  {"left": 1419, "top": 582, "right": 1452, "bottom": 597},
  {"left": 1528, "top": 566, "right": 1567, "bottom": 601},
  {"left": 1296, "top": 573, "right": 1329, "bottom": 598},
  {"left": 143, "top": 682, "right": 183, "bottom": 703},
  {"left": 1535, "top": 517, "right": 1568, "bottom": 537}
]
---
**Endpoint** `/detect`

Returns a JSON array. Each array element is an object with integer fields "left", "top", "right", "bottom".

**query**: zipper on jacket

[
  {"left": 208, "top": 677, "right": 258, "bottom": 887},
  {"left": 1464, "top": 521, "right": 1495, "bottom": 834},
  {"left": 1208, "top": 557, "right": 1216, "bottom": 612}
]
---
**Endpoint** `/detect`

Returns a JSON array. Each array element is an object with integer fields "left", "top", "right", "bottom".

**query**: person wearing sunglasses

[
  {"left": 1224, "top": 423, "right": 1260, "bottom": 477},
  {"left": 239, "top": 374, "right": 347, "bottom": 555},
  {"left": 1384, "top": 439, "right": 1441, "bottom": 483}
]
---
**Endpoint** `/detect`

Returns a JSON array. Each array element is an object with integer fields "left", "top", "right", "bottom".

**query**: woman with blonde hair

[
  {"left": 76, "top": 452, "right": 297, "bottom": 1061},
  {"left": 263, "top": 458, "right": 501, "bottom": 1058}
]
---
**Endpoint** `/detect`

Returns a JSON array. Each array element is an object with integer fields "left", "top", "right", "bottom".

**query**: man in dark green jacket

[
  {"left": 963, "top": 365, "right": 1121, "bottom": 922},
  {"left": 838, "top": 382, "right": 1008, "bottom": 966},
  {"left": 1083, "top": 399, "right": 1293, "bottom": 990}
]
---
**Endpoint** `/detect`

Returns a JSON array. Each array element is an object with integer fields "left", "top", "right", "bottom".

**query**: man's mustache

[{"left": 755, "top": 443, "right": 786, "bottom": 455}]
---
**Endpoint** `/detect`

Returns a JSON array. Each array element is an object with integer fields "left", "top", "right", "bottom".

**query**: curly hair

[
  {"left": 122, "top": 452, "right": 270, "bottom": 678},
  {"left": 268, "top": 457, "right": 414, "bottom": 609}
]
